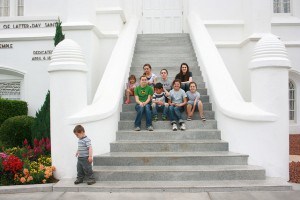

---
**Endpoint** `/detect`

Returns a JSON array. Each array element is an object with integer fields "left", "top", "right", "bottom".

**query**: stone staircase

[{"left": 54, "top": 34, "right": 291, "bottom": 192}]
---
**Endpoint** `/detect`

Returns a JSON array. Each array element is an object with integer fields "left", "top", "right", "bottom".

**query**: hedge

[
  {"left": 0, "top": 115, "right": 34, "bottom": 148},
  {"left": 0, "top": 99, "right": 28, "bottom": 126}
]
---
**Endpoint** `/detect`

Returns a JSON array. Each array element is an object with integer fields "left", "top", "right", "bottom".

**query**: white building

[{"left": 1, "top": 0, "right": 299, "bottom": 180}]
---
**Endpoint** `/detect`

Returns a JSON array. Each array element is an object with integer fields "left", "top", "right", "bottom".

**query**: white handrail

[
  {"left": 68, "top": 17, "right": 139, "bottom": 124},
  {"left": 188, "top": 13, "right": 277, "bottom": 122}
]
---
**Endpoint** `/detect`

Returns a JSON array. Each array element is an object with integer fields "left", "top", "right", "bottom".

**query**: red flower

[
  {"left": 2, "top": 155, "right": 23, "bottom": 174},
  {"left": 23, "top": 139, "right": 28, "bottom": 146}
]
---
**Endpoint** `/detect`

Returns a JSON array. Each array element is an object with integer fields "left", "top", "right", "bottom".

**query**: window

[
  {"left": 0, "top": 81, "right": 21, "bottom": 100},
  {"left": 0, "top": 0, "right": 10, "bottom": 16},
  {"left": 17, "top": 0, "right": 23, "bottom": 16},
  {"left": 289, "top": 80, "right": 296, "bottom": 121},
  {"left": 273, "top": 0, "right": 291, "bottom": 13},
  {"left": 0, "top": 0, "right": 24, "bottom": 17}
]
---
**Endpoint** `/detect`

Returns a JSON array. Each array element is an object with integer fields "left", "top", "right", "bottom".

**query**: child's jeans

[
  {"left": 169, "top": 105, "right": 184, "bottom": 123},
  {"left": 134, "top": 103, "right": 152, "bottom": 128},
  {"left": 77, "top": 157, "right": 95, "bottom": 181},
  {"left": 152, "top": 103, "right": 168, "bottom": 117}
]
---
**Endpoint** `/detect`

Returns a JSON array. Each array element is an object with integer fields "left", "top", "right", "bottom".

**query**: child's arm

[
  {"left": 88, "top": 146, "right": 93, "bottom": 163},
  {"left": 144, "top": 95, "right": 152, "bottom": 105},
  {"left": 164, "top": 90, "right": 170, "bottom": 97},
  {"left": 135, "top": 95, "right": 143, "bottom": 106},
  {"left": 168, "top": 97, "right": 174, "bottom": 106}
]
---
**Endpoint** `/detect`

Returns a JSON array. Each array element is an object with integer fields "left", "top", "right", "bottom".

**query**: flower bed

[{"left": 0, "top": 138, "right": 56, "bottom": 186}]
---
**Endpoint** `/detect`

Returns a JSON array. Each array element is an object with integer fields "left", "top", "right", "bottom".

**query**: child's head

[
  {"left": 73, "top": 125, "right": 85, "bottom": 139},
  {"left": 143, "top": 64, "right": 152, "bottom": 75},
  {"left": 180, "top": 63, "right": 189, "bottom": 74},
  {"left": 139, "top": 75, "right": 148, "bottom": 87},
  {"left": 172, "top": 79, "right": 181, "bottom": 91},
  {"left": 189, "top": 82, "right": 197, "bottom": 92},
  {"left": 154, "top": 82, "right": 163, "bottom": 94},
  {"left": 128, "top": 75, "right": 136, "bottom": 84},
  {"left": 160, "top": 69, "right": 168, "bottom": 79}
]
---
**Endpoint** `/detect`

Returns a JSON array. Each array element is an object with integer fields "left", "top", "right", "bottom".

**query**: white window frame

[
  {"left": 273, "top": 0, "right": 292, "bottom": 15},
  {"left": 289, "top": 80, "right": 296, "bottom": 122},
  {"left": 16, "top": 0, "right": 23, "bottom": 16},
  {"left": 0, "top": 79, "right": 22, "bottom": 100},
  {"left": 0, "top": 0, "right": 10, "bottom": 17},
  {"left": 0, "top": 0, "right": 24, "bottom": 17}
]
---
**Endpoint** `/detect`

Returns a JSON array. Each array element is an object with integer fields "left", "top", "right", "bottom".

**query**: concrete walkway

[
  {"left": 1, "top": 191, "right": 300, "bottom": 200},
  {"left": 0, "top": 183, "right": 299, "bottom": 200}
]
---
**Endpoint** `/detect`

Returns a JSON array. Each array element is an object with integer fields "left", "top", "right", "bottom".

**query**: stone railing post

[
  {"left": 249, "top": 34, "right": 291, "bottom": 179},
  {"left": 48, "top": 39, "right": 88, "bottom": 179}
]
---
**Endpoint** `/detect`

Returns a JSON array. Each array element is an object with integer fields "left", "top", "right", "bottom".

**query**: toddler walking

[{"left": 73, "top": 125, "right": 96, "bottom": 185}]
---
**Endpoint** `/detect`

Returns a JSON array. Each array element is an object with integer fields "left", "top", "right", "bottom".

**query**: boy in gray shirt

[{"left": 73, "top": 125, "right": 96, "bottom": 185}]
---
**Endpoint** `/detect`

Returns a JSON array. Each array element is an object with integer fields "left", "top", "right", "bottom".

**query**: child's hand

[{"left": 88, "top": 156, "right": 93, "bottom": 163}]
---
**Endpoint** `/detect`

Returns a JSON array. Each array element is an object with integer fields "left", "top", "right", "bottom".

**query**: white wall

[
  {"left": 188, "top": 0, "right": 243, "bottom": 20},
  {"left": 0, "top": 39, "right": 53, "bottom": 116},
  {"left": 24, "top": 0, "right": 64, "bottom": 18}
]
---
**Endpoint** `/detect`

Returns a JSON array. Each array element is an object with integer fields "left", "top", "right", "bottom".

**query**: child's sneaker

[
  {"left": 172, "top": 123, "right": 178, "bottom": 131},
  {"left": 187, "top": 116, "right": 192, "bottom": 121},
  {"left": 147, "top": 126, "right": 154, "bottom": 131},
  {"left": 87, "top": 179, "right": 96, "bottom": 185},
  {"left": 125, "top": 99, "right": 130, "bottom": 104},
  {"left": 74, "top": 179, "right": 83, "bottom": 185},
  {"left": 180, "top": 123, "right": 186, "bottom": 131},
  {"left": 134, "top": 127, "right": 141, "bottom": 131},
  {"left": 162, "top": 115, "right": 167, "bottom": 121},
  {"left": 153, "top": 115, "right": 158, "bottom": 122}
]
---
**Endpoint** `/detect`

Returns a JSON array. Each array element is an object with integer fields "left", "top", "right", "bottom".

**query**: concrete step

[
  {"left": 133, "top": 54, "right": 196, "bottom": 60},
  {"left": 124, "top": 88, "right": 209, "bottom": 98},
  {"left": 93, "top": 152, "right": 248, "bottom": 166},
  {"left": 131, "top": 61, "right": 199, "bottom": 67},
  {"left": 135, "top": 42, "right": 192, "bottom": 47},
  {"left": 122, "top": 102, "right": 211, "bottom": 112},
  {"left": 110, "top": 140, "right": 228, "bottom": 152},
  {"left": 53, "top": 177, "right": 292, "bottom": 192},
  {"left": 134, "top": 52, "right": 196, "bottom": 57},
  {"left": 131, "top": 60, "right": 198, "bottom": 67},
  {"left": 116, "top": 129, "right": 221, "bottom": 141},
  {"left": 127, "top": 75, "right": 204, "bottom": 85},
  {"left": 118, "top": 120, "right": 217, "bottom": 130},
  {"left": 93, "top": 165, "right": 265, "bottom": 181},
  {"left": 120, "top": 111, "right": 214, "bottom": 121},
  {"left": 129, "top": 68, "right": 202, "bottom": 76},
  {"left": 137, "top": 33, "right": 190, "bottom": 38},
  {"left": 135, "top": 48, "right": 195, "bottom": 54}
]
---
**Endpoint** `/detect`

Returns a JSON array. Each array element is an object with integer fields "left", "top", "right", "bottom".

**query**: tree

[
  {"left": 54, "top": 18, "right": 65, "bottom": 46},
  {"left": 31, "top": 91, "right": 50, "bottom": 141}
]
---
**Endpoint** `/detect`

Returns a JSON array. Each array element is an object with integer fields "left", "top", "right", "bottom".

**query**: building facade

[{"left": 1, "top": 0, "right": 300, "bottom": 179}]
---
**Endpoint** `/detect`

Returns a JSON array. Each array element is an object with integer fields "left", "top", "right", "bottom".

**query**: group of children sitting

[{"left": 125, "top": 63, "right": 206, "bottom": 132}]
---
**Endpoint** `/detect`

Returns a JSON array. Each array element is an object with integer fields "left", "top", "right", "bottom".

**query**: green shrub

[
  {"left": 0, "top": 99, "right": 28, "bottom": 126},
  {"left": 31, "top": 91, "right": 50, "bottom": 141},
  {"left": 0, "top": 115, "right": 34, "bottom": 148},
  {"left": 54, "top": 18, "right": 65, "bottom": 46}
]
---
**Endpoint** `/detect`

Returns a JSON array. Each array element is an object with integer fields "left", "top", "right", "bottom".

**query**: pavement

[
  {"left": 0, "top": 183, "right": 299, "bottom": 200},
  {"left": 0, "top": 190, "right": 300, "bottom": 200}
]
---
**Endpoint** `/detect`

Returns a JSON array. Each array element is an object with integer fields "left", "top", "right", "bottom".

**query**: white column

[
  {"left": 48, "top": 39, "right": 88, "bottom": 179},
  {"left": 249, "top": 34, "right": 291, "bottom": 179},
  {"left": 243, "top": 0, "right": 272, "bottom": 36}
]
